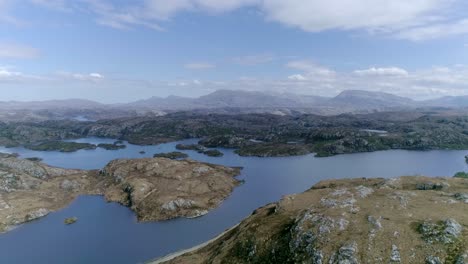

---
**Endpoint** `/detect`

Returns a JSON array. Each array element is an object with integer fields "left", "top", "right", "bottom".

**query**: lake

[{"left": 0, "top": 138, "right": 467, "bottom": 264}]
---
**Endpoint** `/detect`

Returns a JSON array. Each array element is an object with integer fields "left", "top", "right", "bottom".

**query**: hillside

[{"left": 157, "top": 176, "right": 468, "bottom": 263}]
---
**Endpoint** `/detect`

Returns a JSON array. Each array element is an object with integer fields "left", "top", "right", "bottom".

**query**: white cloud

[
  {"left": 288, "top": 74, "right": 307, "bottom": 81},
  {"left": 2, "top": 0, "right": 468, "bottom": 40},
  {"left": 89, "top": 72, "right": 103, "bottom": 78},
  {"left": 353, "top": 67, "right": 409, "bottom": 76},
  {"left": 56, "top": 71, "right": 105, "bottom": 81},
  {"left": 262, "top": 0, "right": 448, "bottom": 32},
  {"left": 184, "top": 62, "right": 216, "bottom": 70},
  {"left": 0, "top": 42, "right": 39, "bottom": 59},
  {"left": 0, "top": 67, "right": 22, "bottom": 78},
  {"left": 77, "top": 0, "right": 468, "bottom": 40},
  {"left": 286, "top": 60, "right": 336, "bottom": 77},
  {"left": 396, "top": 19, "right": 468, "bottom": 41}
]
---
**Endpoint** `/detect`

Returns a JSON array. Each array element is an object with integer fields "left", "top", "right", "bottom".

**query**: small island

[
  {"left": 153, "top": 152, "right": 189, "bottom": 160},
  {"left": 26, "top": 141, "right": 97, "bottom": 152},
  {"left": 97, "top": 142, "right": 126, "bottom": 150},
  {"left": 64, "top": 217, "right": 78, "bottom": 225},
  {"left": 176, "top": 144, "right": 224, "bottom": 157}
]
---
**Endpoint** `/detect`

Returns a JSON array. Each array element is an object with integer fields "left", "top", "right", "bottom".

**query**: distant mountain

[
  {"left": 0, "top": 99, "right": 103, "bottom": 110},
  {"left": 329, "top": 90, "right": 415, "bottom": 109},
  {"left": 421, "top": 96, "right": 468, "bottom": 108},
  {"left": 126, "top": 95, "right": 194, "bottom": 109},
  {"left": 196, "top": 90, "right": 300, "bottom": 108},
  {"left": 126, "top": 90, "right": 330, "bottom": 109},
  {"left": 3, "top": 90, "right": 468, "bottom": 116}
]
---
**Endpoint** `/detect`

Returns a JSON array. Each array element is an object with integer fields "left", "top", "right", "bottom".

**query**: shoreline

[{"left": 146, "top": 223, "right": 239, "bottom": 264}]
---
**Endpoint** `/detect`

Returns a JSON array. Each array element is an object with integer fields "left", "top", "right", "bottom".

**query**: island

[
  {"left": 26, "top": 141, "right": 97, "bottom": 152},
  {"left": 0, "top": 153, "right": 241, "bottom": 232},
  {"left": 97, "top": 142, "right": 126, "bottom": 150},
  {"left": 64, "top": 217, "right": 77, "bottom": 225},
  {"left": 2, "top": 110, "right": 468, "bottom": 158},
  {"left": 175, "top": 144, "right": 224, "bottom": 157},
  {"left": 153, "top": 176, "right": 468, "bottom": 264},
  {"left": 153, "top": 152, "right": 189, "bottom": 160}
]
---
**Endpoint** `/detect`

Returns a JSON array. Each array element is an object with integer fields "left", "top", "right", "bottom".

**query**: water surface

[{"left": 0, "top": 138, "right": 467, "bottom": 263}]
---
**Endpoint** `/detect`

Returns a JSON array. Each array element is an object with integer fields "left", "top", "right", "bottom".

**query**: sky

[{"left": 1, "top": 0, "right": 468, "bottom": 103}]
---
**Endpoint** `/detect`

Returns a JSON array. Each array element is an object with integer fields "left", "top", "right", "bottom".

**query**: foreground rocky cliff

[
  {"left": 159, "top": 176, "right": 468, "bottom": 264},
  {"left": 0, "top": 154, "right": 241, "bottom": 232}
]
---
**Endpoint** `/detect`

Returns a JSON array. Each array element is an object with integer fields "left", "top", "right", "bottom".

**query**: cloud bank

[
  {"left": 3, "top": 63, "right": 468, "bottom": 102},
  {"left": 27, "top": 0, "right": 465, "bottom": 41}
]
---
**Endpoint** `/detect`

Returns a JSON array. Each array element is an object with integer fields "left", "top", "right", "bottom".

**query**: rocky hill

[
  {"left": 101, "top": 158, "right": 241, "bottom": 221},
  {"left": 0, "top": 154, "right": 241, "bottom": 232},
  {"left": 158, "top": 176, "right": 468, "bottom": 264},
  {"left": 329, "top": 90, "right": 415, "bottom": 109}
]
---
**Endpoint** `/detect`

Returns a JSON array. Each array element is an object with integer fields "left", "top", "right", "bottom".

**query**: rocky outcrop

[
  {"left": 158, "top": 176, "right": 468, "bottom": 264},
  {"left": 0, "top": 154, "right": 241, "bottom": 232},
  {"left": 100, "top": 158, "right": 241, "bottom": 221}
]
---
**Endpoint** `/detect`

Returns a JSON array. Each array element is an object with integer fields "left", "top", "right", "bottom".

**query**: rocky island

[
  {"left": 0, "top": 153, "right": 241, "bottom": 232},
  {"left": 176, "top": 144, "right": 224, "bottom": 157},
  {"left": 156, "top": 176, "right": 468, "bottom": 264},
  {"left": 3, "top": 110, "right": 468, "bottom": 158},
  {"left": 26, "top": 141, "right": 97, "bottom": 152}
]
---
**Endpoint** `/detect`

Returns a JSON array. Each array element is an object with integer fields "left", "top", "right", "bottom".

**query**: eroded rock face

[
  {"left": 0, "top": 155, "right": 241, "bottom": 232},
  {"left": 160, "top": 176, "right": 468, "bottom": 264},
  {"left": 24, "top": 208, "right": 49, "bottom": 222}
]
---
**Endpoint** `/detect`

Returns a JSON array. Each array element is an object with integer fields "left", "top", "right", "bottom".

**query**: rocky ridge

[{"left": 158, "top": 176, "right": 468, "bottom": 264}]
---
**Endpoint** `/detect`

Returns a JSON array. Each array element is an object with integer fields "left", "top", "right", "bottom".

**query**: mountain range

[{"left": 2, "top": 90, "right": 468, "bottom": 113}]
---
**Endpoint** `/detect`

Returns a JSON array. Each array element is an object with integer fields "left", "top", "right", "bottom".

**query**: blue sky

[{"left": 1, "top": 0, "right": 468, "bottom": 102}]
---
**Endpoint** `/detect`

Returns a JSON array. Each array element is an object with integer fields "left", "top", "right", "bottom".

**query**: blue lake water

[{"left": 0, "top": 138, "right": 467, "bottom": 264}]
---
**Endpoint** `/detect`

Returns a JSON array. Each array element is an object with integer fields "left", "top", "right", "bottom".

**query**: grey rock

[
  {"left": 355, "top": 186, "right": 374, "bottom": 198},
  {"left": 329, "top": 242, "right": 359, "bottom": 264},
  {"left": 0, "top": 171, "right": 20, "bottom": 192},
  {"left": 368, "top": 215, "right": 383, "bottom": 230},
  {"left": 419, "top": 218, "right": 462, "bottom": 244},
  {"left": 444, "top": 218, "right": 462, "bottom": 241},
  {"left": 161, "top": 198, "right": 197, "bottom": 211},
  {"left": 0, "top": 158, "right": 47, "bottom": 179},
  {"left": 24, "top": 208, "right": 49, "bottom": 222},
  {"left": 289, "top": 211, "right": 325, "bottom": 264},
  {"left": 416, "top": 182, "right": 444, "bottom": 191},
  {"left": 426, "top": 256, "right": 442, "bottom": 264},
  {"left": 454, "top": 193, "right": 468, "bottom": 203},
  {"left": 60, "top": 179, "right": 81, "bottom": 191},
  {"left": 455, "top": 252, "right": 468, "bottom": 264},
  {"left": 390, "top": 244, "right": 401, "bottom": 263}
]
